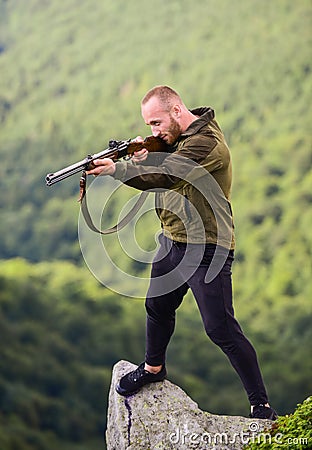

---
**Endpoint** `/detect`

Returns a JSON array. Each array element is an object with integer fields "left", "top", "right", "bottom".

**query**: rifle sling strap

[{"left": 78, "top": 171, "right": 149, "bottom": 235}]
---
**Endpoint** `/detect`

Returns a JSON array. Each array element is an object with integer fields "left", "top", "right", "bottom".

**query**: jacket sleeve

[
  {"left": 112, "top": 134, "right": 222, "bottom": 191},
  {"left": 113, "top": 155, "right": 181, "bottom": 191}
]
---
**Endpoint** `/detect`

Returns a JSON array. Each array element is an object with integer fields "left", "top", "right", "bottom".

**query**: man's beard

[{"left": 166, "top": 115, "right": 182, "bottom": 145}]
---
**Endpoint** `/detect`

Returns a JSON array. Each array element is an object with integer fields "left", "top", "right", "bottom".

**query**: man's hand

[
  {"left": 85, "top": 136, "right": 149, "bottom": 176},
  {"left": 86, "top": 158, "right": 116, "bottom": 176},
  {"left": 132, "top": 136, "right": 149, "bottom": 163}
]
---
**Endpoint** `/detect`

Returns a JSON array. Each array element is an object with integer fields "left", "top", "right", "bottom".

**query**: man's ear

[{"left": 172, "top": 104, "right": 181, "bottom": 118}]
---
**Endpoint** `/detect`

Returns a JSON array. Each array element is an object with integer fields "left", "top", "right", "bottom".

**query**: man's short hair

[{"left": 141, "top": 85, "right": 182, "bottom": 111}]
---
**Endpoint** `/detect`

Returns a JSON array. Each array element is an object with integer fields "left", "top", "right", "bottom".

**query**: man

[{"left": 87, "top": 85, "right": 277, "bottom": 420}]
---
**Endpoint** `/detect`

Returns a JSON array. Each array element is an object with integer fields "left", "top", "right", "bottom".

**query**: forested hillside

[{"left": 0, "top": 0, "right": 311, "bottom": 449}]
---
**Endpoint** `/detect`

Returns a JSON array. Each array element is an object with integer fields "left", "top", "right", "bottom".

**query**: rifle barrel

[
  {"left": 46, "top": 156, "right": 92, "bottom": 186},
  {"left": 45, "top": 140, "right": 130, "bottom": 186}
]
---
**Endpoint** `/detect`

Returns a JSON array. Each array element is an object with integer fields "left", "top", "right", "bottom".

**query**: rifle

[
  {"left": 45, "top": 136, "right": 169, "bottom": 234},
  {"left": 45, "top": 135, "right": 168, "bottom": 186}
]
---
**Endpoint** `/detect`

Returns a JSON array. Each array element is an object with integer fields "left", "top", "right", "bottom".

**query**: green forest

[{"left": 0, "top": 0, "right": 311, "bottom": 449}]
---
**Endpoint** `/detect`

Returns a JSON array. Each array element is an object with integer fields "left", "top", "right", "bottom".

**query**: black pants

[{"left": 145, "top": 234, "right": 268, "bottom": 406}]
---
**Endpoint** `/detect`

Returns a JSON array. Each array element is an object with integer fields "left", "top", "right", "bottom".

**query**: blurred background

[{"left": 0, "top": 0, "right": 311, "bottom": 449}]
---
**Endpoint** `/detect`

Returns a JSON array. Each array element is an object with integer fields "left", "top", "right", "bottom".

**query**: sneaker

[
  {"left": 116, "top": 362, "right": 167, "bottom": 396},
  {"left": 250, "top": 404, "right": 278, "bottom": 420}
]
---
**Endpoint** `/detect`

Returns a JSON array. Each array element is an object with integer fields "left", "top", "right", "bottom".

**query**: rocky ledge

[{"left": 106, "top": 360, "right": 273, "bottom": 450}]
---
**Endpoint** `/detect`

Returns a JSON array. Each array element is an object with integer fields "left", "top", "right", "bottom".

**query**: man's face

[{"left": 141, "top": 97, "right": 182, "bottom": 145}]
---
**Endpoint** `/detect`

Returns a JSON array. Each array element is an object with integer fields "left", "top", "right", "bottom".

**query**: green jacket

[{"left": 113, "top": 107, "right": 235, "bottom": 249}]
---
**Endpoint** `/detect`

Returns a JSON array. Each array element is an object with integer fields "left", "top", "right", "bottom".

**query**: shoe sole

[
  {"left": 115, "top": 383, "right": 139, "bottom": 396},
  {"left": 115, "top": 377, "right": 166, "bottom": 397}
]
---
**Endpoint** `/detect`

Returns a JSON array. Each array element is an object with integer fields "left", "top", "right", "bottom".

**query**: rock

[{"left": 106, "top": 360, "right": 273, "bottom": 450}]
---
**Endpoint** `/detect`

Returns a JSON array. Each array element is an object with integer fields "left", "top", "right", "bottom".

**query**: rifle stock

[{"left": 45, "top": 136, "right": 168, "bottom": 186}]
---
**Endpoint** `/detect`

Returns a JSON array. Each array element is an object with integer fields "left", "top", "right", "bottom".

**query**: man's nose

[{"left": 151, "top": 126, "right": 160, "bottom": 137}]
